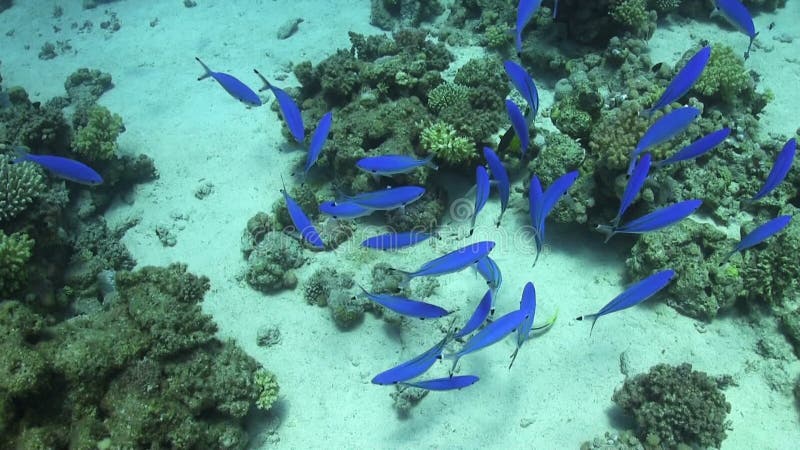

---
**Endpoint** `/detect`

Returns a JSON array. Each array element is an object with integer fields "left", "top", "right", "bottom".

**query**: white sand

[{"left": 1, "top": 1, "right": 799, "bottom": 448}]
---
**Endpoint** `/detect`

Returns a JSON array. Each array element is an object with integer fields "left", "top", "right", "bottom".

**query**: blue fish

[
  {"left": 628, "top": 106, "right": 700, "bottom": 175},
  {"left": 280, "top": 177, "right": 325, "bottom": 249},
  {"left": 454, "top": 289, "right": 493, "bottom": 340},
  {"left": 470, "top": 165, "right": 491, "bottom": 235},
  {"left": 654, "top": 127, "right": 730, "bottom": 168},
  {"left": 514, "top": 0, "right": 543, "bottom": 56},
  {"left": 577, "top": 269, "right": 676, "bottom": 334},
  {"left": 750, "top": 138, "right": 796, "bottom": 202},
  {"left": 13, "top": 150, "right": 103, "bottom": 185},
  {"left": 643, "top": 46, "right": 711, "bottom": 116},
  {"left": 475, "top": 256, "right": 502, "bottom": 303},
  {"left": 319, "top": 200, "right": 372, "bottom": 219},
  {"left": 614, "top": 153, "right": 651, "bottom": 227},
  {"left": 254, "top": 69, "right": 305, "bottom": 144},
  {"left": 483, "top": 147, "right": 510, "bottom": 227},
  {"left": 725, "top": 215, "right": 792, "bottom": 262},
  {"left": 345, "top": 186, "right": 425, "bottom": 211},
  {"left": 503, "top": 61, "right": 539, "bottom": 121},
  {"left": 358, "top": 285, "right": 450, "bottom": 319},
  {"left": 509, "top": 281, "right": 537, "bottom": 369},
  {"left": 449, "top": 308, "right": 526, "bottom": 373},
  {"left": 304, "top": 111, "right": 332, "bottom": 179},
  {"left": 506, "top": 99, "right": 530, "bottom": 156},
  {"left": 195, "top": 57, "right": 261, "bottom": 107},
  {"left": 553, "top": 0, "right": 559, "bottom": 18},
  {"left": 530, "top": 171, "right": 580, "bottom": 264},
  {"left": 372, "top": 331, "right": 453, "bottom": 385},
  {"left": 711, "top": 0, "right": 757, "bottom": 59},
  {"left": 356, "top": 154, "right": 437, "bottom": 176},
  {"left": 401, "top": 375, "right": 479, "bottom": 391},
  {"left": 361, "top": 231, "right": 433, "bottom": 251},
  {"left": 395, "top": 241, "right": 496, "bottom": 284},
  {"left": 597, "top": 199, "right": 702, "bottom": 243}
]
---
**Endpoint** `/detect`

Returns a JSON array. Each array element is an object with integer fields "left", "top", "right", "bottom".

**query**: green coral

[
  {"left": 0, "top": 230, "right": 34, "bottom": 298},
  {"left": 254, "top": 369, "right": 280, "bottom": 410},
  {"left": 613, "top": 363, "right": 731, "bottom": 449},
  {"left": 419, "top": 121, "right": 475, "bottom": 166},
  {"left": 426, "top": 82, "right": 469, "bottom": 114},
  {"left": 651, "top": 0, "right": 681, "bottom": 12},
  {"left": 693, "top": 45, "right": 754, "bottom": 104},
  {"left": 484, "top": 24, "right": 510, "bottom": 48},
  {"left": 610, "top": 0, "right": 649, "bottom": 27},
  {"left": 0, "top": 154, "right": 45, "bottom": 223},
  {"left": 740, "top": 211, "right": 800, "bottom": 308},
  {"left": 551, "top": 96, "right": 594, "bottom": 140},
  {"left": 73, "top": 105, "right": 124, "bottom": 161}
]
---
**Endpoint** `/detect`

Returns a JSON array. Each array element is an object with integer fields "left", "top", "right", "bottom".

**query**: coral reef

[
  {"left": 303, "top": 266, "right": 361, "bottom": 328},
  {"left": 0, "top": 230, "right": 33, "bottom": 297},
  {"left": 245, "top": 232, "right": 305, "bottom": 293},
  {"left": 64, "top": 68, "right": 114, "bottom": 106},
  {"left": 254, "top": 369, "right": 280, "bottom": 410},
  {"left": 73, "top": 105, "right": 124, "bottom": 161},
  {"left": 693, "top": 44, "right": 757, "bottom": 107},
  {"left": 612, "top": 363, "right": 731, "bottom": 448},
  {"left": 370, "top": 0, "right": 444, "bottom": 31},
  {"left": 0, "top": 154, "right": 45, "bottom": 223},
  {"left": 419, "top": 121, "right": 475, "bottom": 167}
]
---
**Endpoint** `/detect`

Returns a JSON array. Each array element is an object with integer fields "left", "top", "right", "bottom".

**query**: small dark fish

[
  {"left": 515, "top": 0, "right": 543, "bottom": 56},
  {"left": 506, "top": 99, "right": 530, "bottom": 156},
  {"left": 371, "top": 331, "right": 453, "bottom": 385},
  {"left": 725, "top": 215, "right": 791, "bottom": 262},
  {"left": 643, "top": 46, "right": 711, "bottom": 116},
  {"left": 395, "top": 241, "right": 496, "bottom": 283},
  {"left": 750, "top": 138, "right": 796, "bottom": 202},
  {"left": 319, "top": 200, "right": 372, "bottom": 219},
  {"left": 470, "top": 165, "right": 491, "bottom": 235},
  {"left": 344, "top": 186, "right": 425, "bottom": 211},
  {"left": 711, "top": 0, "right": 758, "bottom": 59},
  {"left": 509, "top": 281, "right": 537, "bottom": 369},
  {"left": 13, "top": 149, "right": 103, "bottom": 185},
  {"left": 254, "top": 69, "right": 305, "bottom": 144},
  {"left": 629, "top": 106, "right": 700, "bottom": 175},
  {"left": 614, "top": 153, "right": 651, "bottom": 227},
  {"left": 596, "top": 199, "right": 702, "bottom": 243},
  {"left": 356, "top": 154, "right": 437, "bottom": 176},
  {"left": 576, "top": 269, "right": 675, "bottom": 334},
  {"left": 195, "top": 57, "right": 261, "bottom": 107},
  {"left": 654, "top": 127, "right": 730, "bottom": 168},
  {"left": 650, "top": 62, "right": 663, "bottom": 73},
  {"left": 361, "top": 231, "right": 433, "bottom": 251},
  {"left": 497, "top": 124, "right": 517, "bottom": 155},
  {"left": 768, "top": 22, "right": 775, "bottom": 31},
  {"left": 281, "top": 177, "right": 325, "bottom": 249},
  {"left": 483, "top": 147, "right": 510, "bottom": 227},
  {"left": 454, "top": 289, "right": 493, "bottom": 340},
  {"left": 358, "top": 285, "right": 450, "bottom": 319},
  {"left": 304, "top": 111, "right": 332, "bottom": 178},
  {"left": 503, "top": 60, "right": 540, "bottom": 120},
  {"left": 401, "top": 375, "right": 479, "bottom": 391}
]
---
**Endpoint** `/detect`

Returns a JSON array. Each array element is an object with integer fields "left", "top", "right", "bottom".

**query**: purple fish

[
  {"left": 361, "top": 231, "right": 433, "bottom": 251},
  {"left": 628, "top": 106, "right": 700, "bottom": 175},
  {"left": 515, "top": 0, "right": 543, "bottom": 56},
  {"left": 506, "top": 99, "right": 530, "bottom": 156},
  {"left": 576, "top": 269, "right": 676, "bottom": 334},
  {"left": 401, "top": 375, "right": 479, "bottom": 391},
  {"left": 304, "top": 111, "right": 332, "bottom": 178},
  {"left": 13, "top": 150, "right": 103, "bottom": 185},
  {"left": 751, "top": 138, "right": 796, "bottom": 202},
  {"left": 470, "top": 165, "right": 491, "bottom": 235},
  {"left": 372, "top": 331, "right": 453, "bottom": 385},
  {"left": 596, "top": 199, "right": 703, "bottom": 243},
  {"left": 345, "top": 186, "right": 425, "bottom": 211},
  {"left": 319, "top": 200, "right": 372, "bottom": 219},
  {"left": 654, "top": 127, "right": 730, "bottom": 168},
  {"left": 280, "top": 177, "right": 324, "bottom": 249},
  {"left": 454, "top": 289, "right": 493, "bottom": 340},
  {"left": 254, "top": 69, "right": 305, "bottom": 144},
  {"left": 614, "top": 153, "right": 651, "bottom": 227},
  {"left": 195, "top": 57, "right": 261, "bottom": 107},
  {"left": 503, "top": 61, "right": 540, "bottom": 120},
  {"left": 643, "top": 46, "right": 711, "bottom": 116},
  {"left": 711, "top": 0, "right": 757, "bottom": 59},
  {"left": 356, "top": 154, "right": 437, "bottom": 176},
  {"left": 509, "top": 281, "right": 537, "bottom": 369},
  {"left": 725, "top": 215, "right": 791, "bottom": 262},
  {"left": 358, "top": 285, "right": 450, "bottom": 319},
  {"left": 483, "top": 147, "right": 510, "bottom": 227}
]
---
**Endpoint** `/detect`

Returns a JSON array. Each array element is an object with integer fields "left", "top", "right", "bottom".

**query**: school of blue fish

[{"left": 12, "top": 0, "right": 787, "bottom": 394}]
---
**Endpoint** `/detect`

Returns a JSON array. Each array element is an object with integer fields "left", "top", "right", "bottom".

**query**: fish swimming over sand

[
  {"left": 711, "top": 0, "right": 757, "bottom": 59},
  {"left": 254, "top": 69, "right": 305, "bottom": 144},
  {"left": 195, "top": 57, "right": 262, "bottom": 106}
]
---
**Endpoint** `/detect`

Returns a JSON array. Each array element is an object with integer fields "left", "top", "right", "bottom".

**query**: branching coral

[
  {"left": 0, "top": 230, "right": 34, "bottom": 298},
  {"left": 419, "top": 121, "right": 476, "bottom": 166},
  {"left": 693, "top": 44, "right": 755, "bottom": 106},
  {"left": 73, "top": 105, "right": 124, "bottom": 161},
  {"left": 426, "top": 82, "right": 469, "bottom": 114},
  {"left": 0, "top": 155, "right": 45, "bottom": 223}
]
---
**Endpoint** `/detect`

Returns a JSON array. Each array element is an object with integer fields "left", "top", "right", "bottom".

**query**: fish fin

[
  {"left": 10, "top": 145, "right": 32, "bottom": 164},
  {"left": 195, "top": 57, "right": 212, "bottom": 81},
  {"left": 253, "top": 68, "right": 271, "bottom": 92},
  {"left": 422, "top": 153, "right": 439, "bottom": 170},
  {"left": 389, "top": 268, "right": 412, "bottom": 289},
  {"left": 595, "top": 224, "right": 616, "bottom": 243},
  {"left": 530, "top": 308, "right": 558, "bottom": 335},
  {"left": 508, "top": 347, "right": 520, "bottom": 370}
]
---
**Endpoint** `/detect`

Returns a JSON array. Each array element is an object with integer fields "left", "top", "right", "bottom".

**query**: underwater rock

[{"left": 245, "top": 232, "right": 305, "bottom": 293}]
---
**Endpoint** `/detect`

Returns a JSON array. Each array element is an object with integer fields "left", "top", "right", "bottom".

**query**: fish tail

[
  {"left": 253, "top": 68, "right": 271, "bottom": 92},
  {"left": 195, "top": 57, "right": 212, "bottom": 81},
  {"left": 422, "top": 154, "right": 439, "bottom": 171},
  {"left": 595, "top": 224, "right": 616, "bottom": 243},
  {"left": 390, "top": 268, "right": 412, "bottom": 289},
  {"left": 10, "top": 145, "right": 31, "bottom": 164},
  {"left": 508, "top": 347, "right": 521, "bottom": 370},
  {"left": 575, "top": 313, "right": 599, "bottom": 334}
]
